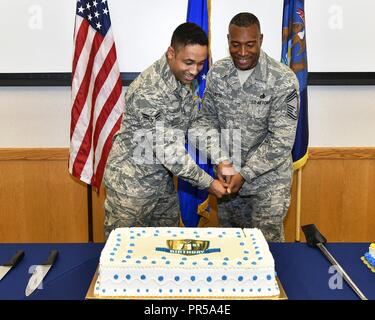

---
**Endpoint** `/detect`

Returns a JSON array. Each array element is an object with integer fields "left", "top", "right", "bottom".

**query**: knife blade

[
  {"left": 25, "top": 250, "right": 58, "bottom": 297},
  {"left": 0, "top": 250, "right": 25, "bottom": 281}
]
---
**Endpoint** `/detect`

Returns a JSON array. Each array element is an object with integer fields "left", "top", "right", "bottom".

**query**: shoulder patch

[
  {"left": 141, "top": 110, "right": 162, "bottom": 124},
  {"left": 286, "top": 89, "right": 298, "bottom": 120}
]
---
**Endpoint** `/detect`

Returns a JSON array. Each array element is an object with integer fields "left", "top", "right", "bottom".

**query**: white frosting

[
  {"left": 369, "top": 244, "right": 375, "bottom": 258},
  {"left": 94, "top": 227, "right": 279, "bottom": 297}
]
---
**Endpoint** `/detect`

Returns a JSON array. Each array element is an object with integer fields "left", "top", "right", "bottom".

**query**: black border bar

[
  {"left": 308, "top": 72, "right": 375, "bottom": 85},
  {"left": 0, "top": 72, "right": 140, "bottom": 87},
  {"left": 0, "top": 72, "right": 375, "bottom": 86}
]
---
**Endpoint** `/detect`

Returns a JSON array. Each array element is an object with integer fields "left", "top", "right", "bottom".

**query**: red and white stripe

[{"left": 69, "top": 15, "right": 123, "bottom": 188}]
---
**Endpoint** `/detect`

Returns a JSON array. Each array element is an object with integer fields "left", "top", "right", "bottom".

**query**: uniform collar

[{"left": 224, "top": 50, "right": 268, "bottom": 90}]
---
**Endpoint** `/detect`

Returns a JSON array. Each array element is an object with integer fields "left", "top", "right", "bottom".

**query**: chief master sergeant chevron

[
  {"left": 193, "top": 13, "right": 300, "bottom": 242},
  {"left": 103, "top": 23, "right": 227, "bottom": 239}
]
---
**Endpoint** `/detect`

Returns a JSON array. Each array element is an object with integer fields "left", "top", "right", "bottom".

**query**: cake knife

[
  {"left": 0, "top": 250, "right": 25, "bottom": 281},
  {"left": 25, "top": 250, "right": 58, "bottom": 297},
  {"left": 302, "top": 224, "right": 368, "bottom": 300}
]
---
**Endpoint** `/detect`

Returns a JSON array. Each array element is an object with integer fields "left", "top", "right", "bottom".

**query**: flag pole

[{"left": 295, "top": 167, "right": 302, "bottom": 241}]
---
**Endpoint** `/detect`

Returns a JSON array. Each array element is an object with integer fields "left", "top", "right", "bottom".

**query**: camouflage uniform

[
  {"left": 103, "top": 54, "right": 214, "bottom": 238},
  {"left": 193, "top": 50, "right": 300, "bottom": 242}
]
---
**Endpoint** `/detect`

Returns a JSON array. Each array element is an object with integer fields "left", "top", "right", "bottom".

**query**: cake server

[
  {"left": 25, "top": 250, "right": 58, "bottom": 297},
  {"left": 0, "top": 250, "right": 25, "bottom": 281},
  {"left": 302, "top": 224, "right": 368, "bottom": 300}
]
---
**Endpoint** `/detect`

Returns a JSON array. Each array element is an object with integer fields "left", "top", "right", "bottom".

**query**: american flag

[{"left": 69, "top": 0, "right": 124, "bottom": 188}]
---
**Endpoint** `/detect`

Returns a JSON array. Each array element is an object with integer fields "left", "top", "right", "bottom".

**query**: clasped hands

[{"left": 208, "top": 161, "right": 245, "bottom": 198}]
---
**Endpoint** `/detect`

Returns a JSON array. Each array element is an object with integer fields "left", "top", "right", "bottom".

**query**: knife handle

[
  {"left": 42, "top": 250, "right": 59, "bottom": 266},
  {"left": 3, "top": 250, "right": 25, "bottom": 267}
]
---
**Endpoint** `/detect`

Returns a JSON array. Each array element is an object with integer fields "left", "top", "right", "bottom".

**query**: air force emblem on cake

[{"left": 156, "top": 239, "right": 220, "bottom": 256}]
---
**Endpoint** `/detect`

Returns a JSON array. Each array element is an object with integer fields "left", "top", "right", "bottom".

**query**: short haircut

[
  {"left": 229, "top": 12, "right": 261, "bottom": 30},
  {"left": 170, "top": 22, "right": 208, "bottom": 50}
]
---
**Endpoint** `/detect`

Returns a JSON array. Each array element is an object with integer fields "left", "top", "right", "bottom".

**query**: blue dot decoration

[
  {"left": 127, "top": 250, "right": 133, "bottom": 253},
  {"left": 158, "top": 276, "right": 164, "bottom": 282},
  {"left": 140, "top": 275, "right": 146, "bottom": 280},
  {"left": 142, "top": 256, "right": 147, "bottom": 260},
  {"left": 253, "top": 275, "right": 258, "bottom": 281},
  {"left": 126, "top": 274, "right": 131, "bottom": 280},
  {"left": 207, "top": 276, "right": 212, "bottom": 282},
  {"left": 113, "top": 274, "right": 118, "bottom": 280},
  {"left": 175, "top": 276, "right": 180, "bottom": 281},
  {"left": 238, "top": 276, "right": 244, "bottom": 281},
  {"left": 240, "top": 242, "right": 245, "bottom": 246},
  {"left": 267, "top": 275, "right": 272, "bottom": 281},
  {"left": 222, "top": 275, "right": 227, "bottom": 281},
  {"left": 190, "top": 276, "right": 196, "bottom": 281}
]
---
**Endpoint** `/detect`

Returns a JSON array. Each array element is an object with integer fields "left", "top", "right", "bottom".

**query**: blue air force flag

[{"left": 281, "top": 0, "right": 309, "bottom": 169}]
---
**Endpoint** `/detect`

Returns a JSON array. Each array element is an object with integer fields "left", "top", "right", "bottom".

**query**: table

[{"left": 0, "top": 243, "right": 373, "bottom": 300}]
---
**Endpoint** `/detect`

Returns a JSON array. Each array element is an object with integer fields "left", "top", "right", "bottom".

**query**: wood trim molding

[
  {"left": 1, "top": 147, "right": 375, "bottom": 161},
  {"left": 308, "top": 147, "right": 375, "bottom": 160},
  {"left": 0, "top": 148, "right": 68, "bottom": 161}
]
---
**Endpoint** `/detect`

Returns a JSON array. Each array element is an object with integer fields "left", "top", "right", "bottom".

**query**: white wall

[{"left": 2, "top": 0, "right": 375, "bottom": 72}]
